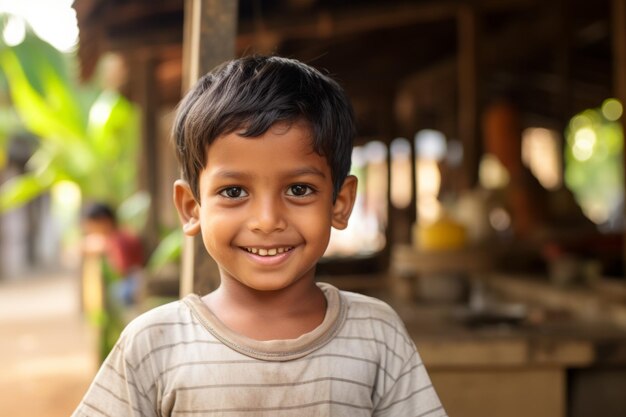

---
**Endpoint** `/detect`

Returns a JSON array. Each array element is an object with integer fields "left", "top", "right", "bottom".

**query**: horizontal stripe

[
  {"left": 147, "top": 352, "right": 395, "bottom": 393},
  {"left": 173, "top": 399, "right": 372, "bottom": 414},
  {"left": 415, "top": 405, "right": 445, "bottom": 417},
  {"left": 103, "top": 362, "right": 151, "bottom": 400},
  {"left": 376, "top": 384, "right": 434, "bottom": 413},
  {"left": 175, "top": 376, "right": 373, "bottom": 392},
  {"left": 136, "top": 339, "right": 222, "bottom": 368},
  {"left": 94, "top": 382, "right": 148, "bottom": 417},
  {"left": 95, "top": 381, "right": 130, "bottom": 405},
  {"left": 82, "top": 402, "right": 112, "bottom": 417},
  {"left": 131, "top": 320, "right": 202, "bottom": 342},
  {"left": 397, "top": 360, "right": 424, "bottom": 381},
  {"left": 334, "top": 336, "right": 404, "bottom": 362},
  {"left": 344, "top": 316, "right": 413, "bottom": 347}
]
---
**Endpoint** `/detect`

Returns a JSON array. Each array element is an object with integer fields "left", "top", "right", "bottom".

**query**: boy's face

[
  {"left": 82, "top": 218, "right": 115, "bottom": 236},
  {"left": 174, "top": 122, "right": 357, "bottom": 293}
]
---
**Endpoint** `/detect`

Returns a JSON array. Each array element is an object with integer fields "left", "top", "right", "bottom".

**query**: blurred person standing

[
  {"left": 481, "top": 98, "right": 593, "bottom": 240},
  {"left": 82, "top": 202, "right": 144, "bottom": 306},
  {"left": 479, "top": 98, "right": 607, "bottom": 278}
]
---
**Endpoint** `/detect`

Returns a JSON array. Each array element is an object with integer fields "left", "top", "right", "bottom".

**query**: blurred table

[
  {"left": 391, "top": 243, "right": 494, "bottom": 275},
  {"left": 389, "top": 272, "right": 626, "bottom": 417},
  {"left": 390, "top": 244, "right": 495, "bottom": 303}
]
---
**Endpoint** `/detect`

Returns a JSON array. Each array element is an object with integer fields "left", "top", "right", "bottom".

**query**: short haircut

[
  {"left": 173, "top": 55, "right": 356, "bottom": 201},
  {"left": 83, "top": 202, "right": 116, "bottom": 224}
]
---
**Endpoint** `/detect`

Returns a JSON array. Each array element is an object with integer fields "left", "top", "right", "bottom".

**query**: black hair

[
  {"left": 83, "top": 202, "right": 116, "bottom": 224},
  {"left": 173, "top": 55, "right": 356, "bottom": 201}
]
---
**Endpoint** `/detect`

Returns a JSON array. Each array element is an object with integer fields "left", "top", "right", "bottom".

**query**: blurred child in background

[{"left": 82, "top": 202, "right": 144, "bottom": 305}]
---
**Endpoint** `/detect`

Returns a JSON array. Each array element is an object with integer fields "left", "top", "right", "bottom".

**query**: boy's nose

[{"left": 248, "top": 197, "right": 287, "bottom": 233}]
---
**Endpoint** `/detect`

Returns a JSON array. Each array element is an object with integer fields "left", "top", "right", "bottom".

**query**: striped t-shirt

[{"left": 72, "top": 283, "right": 446, "bottom": 417}]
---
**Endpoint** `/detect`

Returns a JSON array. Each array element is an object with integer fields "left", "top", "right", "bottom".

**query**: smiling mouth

[{"left": 243, "top": 246, "right": 294, "bottom": 256}]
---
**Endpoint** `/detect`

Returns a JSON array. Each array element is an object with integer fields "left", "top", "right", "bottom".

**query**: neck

[{"left": 202, "top": 270, "right": 327, "bottom": 340}]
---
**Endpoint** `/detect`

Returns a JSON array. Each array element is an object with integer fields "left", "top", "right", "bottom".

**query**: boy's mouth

[{"left": 243, "top": 246, "right": 294, "bottom": 257}]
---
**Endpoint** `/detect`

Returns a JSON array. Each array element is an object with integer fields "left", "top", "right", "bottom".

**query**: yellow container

[{"left": 413, "top": 216, "right": 467, "bottom": 251}]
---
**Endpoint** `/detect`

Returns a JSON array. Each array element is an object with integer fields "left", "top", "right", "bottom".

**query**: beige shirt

[{"left": 72, "top": 283, "right": 446, "bottom": 417}]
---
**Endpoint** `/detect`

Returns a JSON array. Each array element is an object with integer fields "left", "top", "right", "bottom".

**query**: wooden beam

[
  {"left": 554, "top": 0, "right": 571, "bottom": 125},
  {"left": 135, "top": 51, "right": 160, "bottom": 254},
  {"left": 481, "top": 5, "right": 556, "bottom": 72},
  {"left": 180, "top": 0, "right": 238, "bottom": 297},
  {"left": 457, "top": 4, "right": 481, "bottom": 188},
  {"left": 237, "top": 0, "right": 541, "bottom": 49},
  {"left": 103, "top": 1, "right": 182, "bottom": 27},
  {"left": 104, "top": 28, "right": 183, "bottom": 53},
  {"left": 612, "top": 0, "right": 626, "bottom": 272},
  {"left": 182, "top": 0, "right": 238, "bottom": 92},
  {"left": 237, "top": 2, "right": 457, "bottom": 49},
  {"left": 614, "top": 0, "right": 626, "bottom": 105}
]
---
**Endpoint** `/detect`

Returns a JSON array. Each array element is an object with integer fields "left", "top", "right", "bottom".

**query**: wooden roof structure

[
  {"left": 74, "top": 0, "right": 619, "bottom": 119},
  {"left": 73, "top": 0, "right": 626, "bottom": 291},
  {"left": 74, "top": 0, "right": 623, "bottom": 174}
]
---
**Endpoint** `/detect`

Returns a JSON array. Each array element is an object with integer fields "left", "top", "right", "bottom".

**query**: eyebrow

[
  {"left": 284, "top": 167, "right": 327, "bottom": 178},
  {"left": 212, "top": 167, "right": 327, "bottom": 179},
  {"left": 212, "top": 169, "right": 251, "bottom": 180}
]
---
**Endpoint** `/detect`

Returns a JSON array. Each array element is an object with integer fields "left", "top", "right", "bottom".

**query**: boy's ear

[
  {"left": 331, "top": 175, "right": 358, "bottom": 230},
  {"left": 173, "top": 180, "right": 201, "bottom": 236}
]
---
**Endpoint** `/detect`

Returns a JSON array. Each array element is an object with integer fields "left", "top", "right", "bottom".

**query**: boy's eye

[
  {"left": 219, "top": 187, "right": 248, "bottom": 199},
  {"left": 287, "top": 184, "right": 314, "bottom": 197}
]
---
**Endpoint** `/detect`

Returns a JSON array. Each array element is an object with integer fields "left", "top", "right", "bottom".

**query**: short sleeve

[
  {"left": 374, "top": 339, "right": 447, "bottom": 417},
  {"left": 71, "top": 335, "right": 157, "bottom": 417}
]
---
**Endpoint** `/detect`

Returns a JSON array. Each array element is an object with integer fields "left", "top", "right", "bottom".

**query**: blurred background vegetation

[
  {"left": 0, "top": 4, "right": 623, "bottom": 279},
  {"left": 564, "top": 99, "right": 624, "bottom": 229},
  {"left": 0, "top": 15, "right": 143, "bottom": 221},
  {"left": 0, "top": 13, "right": 188, "bottom": 283}
]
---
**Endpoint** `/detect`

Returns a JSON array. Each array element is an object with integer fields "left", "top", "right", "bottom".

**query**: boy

[
  {"left": 82, "top": 202, "right": 144, "bottom": 306},
  {"left": 72, "top": 56, "right": 446, "bottom": 417}
]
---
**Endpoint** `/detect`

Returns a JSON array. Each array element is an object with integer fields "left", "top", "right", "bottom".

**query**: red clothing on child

[{"left": 106, "top": 230, "right": 144, "bottom": 276}]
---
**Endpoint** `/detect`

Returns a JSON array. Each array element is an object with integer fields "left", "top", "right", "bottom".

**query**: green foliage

[
  {"left": 147, "top": 228, "right": 184, "bottom": 273},
  {"left": 0, "top": 107, "right": 20, "bottom": 169},
  {"left": 0, "top": 19, "right": 140, "bottom": 212},
  {"left": 0, "top": 15, "right": 182, "bottom": 293},
  {"left": 564, "top": 106, "right": 624, "bottom": 224},
  {"left": 0, "top": 171, "right": 52, "bottom": 210}
]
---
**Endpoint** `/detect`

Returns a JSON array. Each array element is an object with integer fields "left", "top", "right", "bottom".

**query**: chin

[{"left": 245, "top": 280, "right": 295, "bottom": 292}]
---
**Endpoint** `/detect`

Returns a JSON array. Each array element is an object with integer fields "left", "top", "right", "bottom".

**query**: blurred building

[
  {"left": 70, "top": 1, "right": 626, "bottom": 417},
  {"left": 73, "top": 0, "right": 624, "bottom": 251}
]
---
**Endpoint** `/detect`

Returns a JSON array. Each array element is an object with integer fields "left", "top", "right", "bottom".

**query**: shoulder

[
  {"left": 340, "top": 289, "right": 404, "bottom": 323},
  {"left": 123, "top": 299, "right": 188, "bottom": 333},
  {"left": 318, "top": 282, "right": 403, "bottom": 325},
  {"left": 338, "top": 289, "right": 416, "bottom": 354},
  {"left": 116, "top": 299, "right": 200, "bottom": 363}
]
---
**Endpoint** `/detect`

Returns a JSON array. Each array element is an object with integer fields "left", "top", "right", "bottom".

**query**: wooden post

[
  {"left": 457, "top": 4, "right": 480, "bottom": 189},
  {"left": 555, "top": 0, "right": 571, "bottom": 138},
  {"left": 137, "top": 50, "right": 160, "bottom": 253},
  {"left": 612, "top": 0, "right": 626, "bottom": 272},
  {"left": 180, "top": 0, "right": 238, "bottom": 297},
  {"left": 181, "top": 0, "right": 239, "bottom": 91}
]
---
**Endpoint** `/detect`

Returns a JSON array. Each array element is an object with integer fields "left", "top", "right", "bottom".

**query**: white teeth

[{"left": 245, "top": 247, "right": 292, "bottom": 256}]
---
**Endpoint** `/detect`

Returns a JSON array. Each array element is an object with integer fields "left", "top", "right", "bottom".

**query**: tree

[{"left": 0, "top": 16, "right": 140, "bottom": 213}]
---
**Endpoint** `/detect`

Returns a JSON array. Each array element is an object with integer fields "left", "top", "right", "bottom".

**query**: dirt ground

[{"left": 0, "top": 271, "right": 97, "bottom": 417}]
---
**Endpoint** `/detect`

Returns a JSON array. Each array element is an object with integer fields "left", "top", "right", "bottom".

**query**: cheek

[
  {"left": 299, "top": 205, "right": 333, "bottom": 241},
  {"left": 199, "top": 208, "right": 237, "bottom": 245}
]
